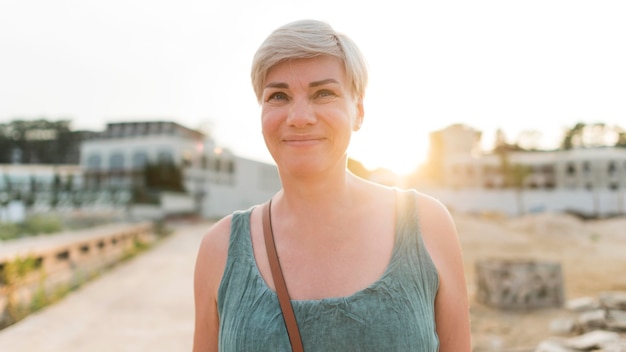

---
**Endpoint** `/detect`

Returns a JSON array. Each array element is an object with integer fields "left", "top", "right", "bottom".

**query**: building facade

[
  {"left": 426, "top": 124, "right": 626, "bottom": 217},
  {"left": 78, "top": 121, "right": 281, "bottom": 219},
  {"left": 435, "top": 124, "right": 626, "bottom": 191}
]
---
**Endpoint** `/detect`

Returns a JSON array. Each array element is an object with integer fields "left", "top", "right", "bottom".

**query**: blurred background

[{"left": 1, "top": 1, "right": 626, "bottom": 351}]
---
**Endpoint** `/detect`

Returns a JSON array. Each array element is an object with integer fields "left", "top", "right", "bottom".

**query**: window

[
  {"left": 566, "top": 163, "right": 576, "bottom": 175},
  {"left": 87, "top": 154, "right": 101, "bottom": 170},
  {"left": 157, "top": 150, "right": 174, "bottom": 164},
  {"left": 109, "top": 153, "right": 125, "bottom": 170},
  {"left": 583, "top": 162, "right": 591, "bottom": 176},
  {"left": 608, "top": 162, "right": 616, "bottom": 175},
  {"left": 225, "top": 160, "right": 235, "bottom": 174},
  {"left": 132, "top": 151, "right": 148, "bottom": 170}
]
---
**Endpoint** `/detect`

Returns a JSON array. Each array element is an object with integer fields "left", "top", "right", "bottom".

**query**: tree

[
  {"left": 561, "top": 122, "right": 586, "bottom": 150},
  {"left": 614, "top": 126, "right": 626, "bottom": 148},
  {"left": 560, "top": 122, "right": 624, "bottom": 149},
  {"left": 0, "top": 118, "right": 81, "bottom": 164},
  {"left": 143, "top": 161, "right": 186, "bottom": 193},
  {"left": 495, "top": 146, "right": 531, "bottom": 216}
]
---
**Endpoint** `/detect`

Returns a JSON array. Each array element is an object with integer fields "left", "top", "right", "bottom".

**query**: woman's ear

[{"left": 353, "top": 97, "right": 364, "bottom": 131}]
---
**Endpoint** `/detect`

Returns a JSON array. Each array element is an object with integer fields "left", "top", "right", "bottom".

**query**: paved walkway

[{"left": 0, "top": 221, "right": 209, "bottom": 352}]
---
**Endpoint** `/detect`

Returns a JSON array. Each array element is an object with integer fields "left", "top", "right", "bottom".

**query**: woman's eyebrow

[
  {"left": 264, "top": 82, "right": 288, "bottom": 89},
  {"left": 264, "top": 78, "right": 339, "bottom": 90},
  {"left": 309, "top": 78, "right": 339, "bottom": 88}
]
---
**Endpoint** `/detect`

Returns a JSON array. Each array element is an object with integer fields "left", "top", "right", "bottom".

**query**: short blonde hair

[{"left": 251, "top": 19, "right": 368, "bottom": 104}]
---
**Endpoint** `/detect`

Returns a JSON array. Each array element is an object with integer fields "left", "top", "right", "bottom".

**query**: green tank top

[{"left": 217, "top": 189, "right": 439, "bottom": 351}]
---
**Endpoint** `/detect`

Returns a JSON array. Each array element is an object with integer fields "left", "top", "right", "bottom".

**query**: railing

[{"left": 0, "top": 222, "right": 154, "bottom": 328}]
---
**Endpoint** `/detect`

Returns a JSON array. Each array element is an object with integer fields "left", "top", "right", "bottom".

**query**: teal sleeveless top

[{"left": 217, "top": 189, "right": 440, "bottom": 351}]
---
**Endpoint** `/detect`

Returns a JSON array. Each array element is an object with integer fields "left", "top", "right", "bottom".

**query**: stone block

[
  {"left": 534, "top": 339, "right": 575, "bottom": 352},
  {"left": 578, "top": 309, "right": 607, "bottom": 331},
  {"left": 566, "top": 330, "right": 621, "bottom": 350},
  {"left": 476, "top": 258, "right": 565, "bottom": 310},
  {"left": 601, "top": 292, "right": 626, "bottom": 310},
  {"left": 550, "top": 317, "right": 579, "bottom": 335},
  {"left": 566, "top": 296, "right": 600, "bottom": 312},
  {"left": 607, "top": 310, "right": 626, "bottom": 332}
]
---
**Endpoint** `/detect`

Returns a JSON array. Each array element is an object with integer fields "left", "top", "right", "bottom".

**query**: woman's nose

[{"left": 287, "top": 98, "right": 316, "bottom": 128}]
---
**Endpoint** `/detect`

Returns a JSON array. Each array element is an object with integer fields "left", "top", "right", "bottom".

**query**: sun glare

[{"left": 351, "top": 130, "right": 430, "bottom": 176}]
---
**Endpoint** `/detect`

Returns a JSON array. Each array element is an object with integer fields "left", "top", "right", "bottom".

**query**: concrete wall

[
  {"left": 0, "top": 222, "right": 154, "bottom": 326},
  {"left": 201, "top": 157, "right": 281, "bottom": 219},
  {"left": 424, "top": 188, "right": 626, "bottom": 217}
]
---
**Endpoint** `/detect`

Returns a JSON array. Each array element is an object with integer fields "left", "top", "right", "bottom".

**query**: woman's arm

[
  {"left": 192, "top": 216, "right": 232, "bottom": 352},
  {"left": 417, "top": 193, "right": 472, "bottom": 352}
]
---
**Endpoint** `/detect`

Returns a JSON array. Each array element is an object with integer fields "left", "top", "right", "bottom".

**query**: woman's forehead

[{"left": 264, "top": 56, "right": 347, "bottom": 88}]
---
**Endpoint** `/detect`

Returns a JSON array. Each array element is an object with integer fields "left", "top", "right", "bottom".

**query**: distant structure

[
  {"left": 79, "top": 121, "right": 281, "bottom": 218},
  {"left": 431, "top": 124, "right": 626, "bottom": 191},
  {"left": 421, "top": 124, "right": 626, "bottom": 217}
]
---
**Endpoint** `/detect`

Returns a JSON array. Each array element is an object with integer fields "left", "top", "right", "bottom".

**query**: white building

[
  {"left": 0, "top": 164, "right": 83, "bottom": 192},
  {"left": 79, "top": 121, "right": 281, "bottom": 219},
  {"left": 425, "top": 124, "right": 626, "bottom": 217},
  {"left": 437, "top": 124, "right": 626, "bottom": 191}
]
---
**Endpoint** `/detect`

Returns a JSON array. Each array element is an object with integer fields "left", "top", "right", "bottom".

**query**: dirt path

[{"left": 0, "top": 221, "right": 208, "bottom": 352}]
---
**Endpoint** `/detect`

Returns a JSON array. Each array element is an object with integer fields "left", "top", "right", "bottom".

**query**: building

[
  {"left": 424, "top": 124, "right": 626, "bottom": 217},
  {"left": 79, "top": 121, "right": 281, "bottom": 218},
  {"left": 435, "top": 124, "right": 626, "bottom": 191}
]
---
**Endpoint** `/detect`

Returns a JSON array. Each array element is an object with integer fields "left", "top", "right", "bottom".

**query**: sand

[{"left": 458, "top": 211, "right": 626, "bottom": 351}]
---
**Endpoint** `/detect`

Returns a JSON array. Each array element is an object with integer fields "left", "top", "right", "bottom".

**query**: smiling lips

[{"left": 282, "top": 135, "right": 325, "bottom": 146}]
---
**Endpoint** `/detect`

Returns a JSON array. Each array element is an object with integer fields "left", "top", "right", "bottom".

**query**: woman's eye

[
  {"left": 315, "top": 89, "right": 336, "bottom": 99},
  {"left": 267, "top": 92, "right": 288, "bottom": 101}
]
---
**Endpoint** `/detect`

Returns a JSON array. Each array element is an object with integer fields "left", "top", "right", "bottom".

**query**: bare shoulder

[
  {"left": 414, "top": 191, "right": 471, "bottom": 351},
  {"left": 414, "top": 191, "right": 458, "bottom": 245},
  {"left": 194, "top": 215, "right": 233, "bottom": 295},
  {"left": 193, "top": 215, "right": 233, "bottom": 352},
  {"left": 198, "top": 215, "right": 233, "bottom": 255}
]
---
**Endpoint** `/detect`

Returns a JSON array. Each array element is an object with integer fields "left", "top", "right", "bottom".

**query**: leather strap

[{"left": 262, "top": 200, "right": 304, "bottom": 352}]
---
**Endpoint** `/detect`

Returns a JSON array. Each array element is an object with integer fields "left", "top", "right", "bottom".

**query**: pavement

[{"left": 0, "top": 221, "right": 210, "bottom": 352}]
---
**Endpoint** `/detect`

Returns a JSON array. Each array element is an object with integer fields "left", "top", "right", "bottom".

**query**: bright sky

[{"left": 1, "top": 1, "right": 625, "bottom": 175}]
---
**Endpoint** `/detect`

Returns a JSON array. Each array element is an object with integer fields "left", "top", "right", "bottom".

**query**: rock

[
  {"left": 601, "top": 292, "right": 626, "bottom": 310},
  {"left": 599, "top": 339, "right": 626, "bottom": 352},
  {"left": 578, "top": 309, "right": 606, "bottom": 331},
  {"left": 535, "top": 339, "right": 574, "bottom": 352},
  {"left": 550, "top": 317, "right": 578, "bottom": 335},
  {"left": 566, "top": 330, "right": 621, "bottom": 350},
  {"left": 566, "top": 296, "right": 600, "bottom": 312},
  {"left": 607, "top": 310, "right": 626, "bottom": 332},
  {"left": 475, "top": 259, "right": 565, "bottom": 310},
  {"left": 535, "top": 292, "right": 626, "bottom": 351}
]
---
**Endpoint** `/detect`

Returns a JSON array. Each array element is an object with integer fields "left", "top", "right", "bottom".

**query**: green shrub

[
  {"left": 0, "top": 222, "right": 20, "bottom": 240},
  {"left": 21, "top": 215, "right": 63, "bottom": 235}
]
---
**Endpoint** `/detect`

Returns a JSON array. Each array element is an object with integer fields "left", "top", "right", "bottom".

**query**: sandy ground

[
  {"left": 0, "top": 213, "right": 624, "bottom": 351},
  {"left": 0, "top": 221, "right": 206, "bottom": 352},
  {"left": 459, "top": 211, "right": 626, "bottom": 351}
]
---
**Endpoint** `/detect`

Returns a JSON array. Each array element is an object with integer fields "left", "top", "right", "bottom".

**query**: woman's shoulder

[
  {"left": 199, "top": 215, "right": 233, "bottom": 252},
  {"left": 197, "top": 206, "right": 255, "bottom": 254},
  {"left": 409, "top": 190, "right": 457, "bottom": 241},
  {"left": 195, "top": 215, "right": 233, "bottom": 283}
]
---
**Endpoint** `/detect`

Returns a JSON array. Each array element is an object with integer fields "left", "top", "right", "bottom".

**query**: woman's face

[{"left": 261, "top": 55, "right": 364, "bottom": 178}]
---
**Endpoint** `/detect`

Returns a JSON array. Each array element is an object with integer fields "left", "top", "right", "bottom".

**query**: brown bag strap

[{"left": 262, "top": 200, "right": 304, "bottom": 352}]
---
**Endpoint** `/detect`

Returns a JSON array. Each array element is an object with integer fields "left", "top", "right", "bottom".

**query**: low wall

[
  {"left": 0, "top": 222, "right": 154, "bottom": 327},
  {"left": 424, "top": 188, "right": 626, "bottom": 217}
]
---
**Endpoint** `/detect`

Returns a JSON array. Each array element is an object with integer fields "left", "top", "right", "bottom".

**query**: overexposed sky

[{"left": 1, "top": 0, "right": 625, "bottom": 174}]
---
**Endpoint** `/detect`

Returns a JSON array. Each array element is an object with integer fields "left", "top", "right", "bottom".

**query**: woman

[{"left": 193, "top": 19, "right": 471, "bottom": 351}]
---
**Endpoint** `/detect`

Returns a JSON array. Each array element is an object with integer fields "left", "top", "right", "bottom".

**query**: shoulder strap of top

[{"left": 262, "top": 200, "right": 304, "bottom": 352}]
